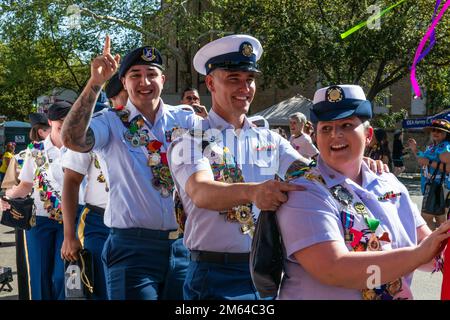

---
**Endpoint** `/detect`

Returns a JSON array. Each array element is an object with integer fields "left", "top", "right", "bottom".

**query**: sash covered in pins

[
  {"left": 174, "top": 129, "right": 255, "bottom": 237},
  {"left": 112, "top": 105, "right": 183, "bottom": 198},
  {"left": 28, "top": 142, "right": 63, "bottom": 222}
]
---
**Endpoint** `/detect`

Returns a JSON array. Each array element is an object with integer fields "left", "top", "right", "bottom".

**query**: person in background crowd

[
  {"left": 1, "top": 112, "right": 50, "bottom": 300},
  {"left": 2, "top": 114, "right": 50, "bottom": 190},
  {"left": 60, "top": 97, "right": 111, "bottom": 300},
  {"left": 408, "top": 119, "right": 450, "bottom": 230},
  {"left": 392, "top": 129, "right": 408, "bottom": 176},
  {"left": 180, "top": 87, "right": 208, "bottom": 118},
  {"left": 304, "top": 120, "right": 316, "bottom": 144},
  {"left": 277, "top": 84, "right": 450, "bottom": 300},
  {"left": 1, "top": 102, "right": 72, "bottom": 300},
  {"left": 0, "top": 142, "right": 16, "bottom": 183},
  {"left": 366, "top": 128, "right": 392, "bottom": 171},
  {"left": 104, "top": 72, "right": 128, "bottom": 108},
  {"left": 289, "top": 112, "right": 319, "bottom": 161}
]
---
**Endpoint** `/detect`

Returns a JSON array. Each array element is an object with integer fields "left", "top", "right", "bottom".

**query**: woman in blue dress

[{"left": 408, "top": 119, "right": 450, "bottom": 230}]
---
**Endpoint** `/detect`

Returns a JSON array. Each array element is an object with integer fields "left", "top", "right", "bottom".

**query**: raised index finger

[{"left": 103, "top": 35, "right": 111, "bottom": 55}]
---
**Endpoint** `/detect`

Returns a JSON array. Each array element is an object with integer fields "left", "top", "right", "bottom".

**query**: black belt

[
  {"left": 85, "top": 203, "right": 105, "bottom": 215},
  {"left": 190, "top": 250, "right": 249, "bottom": 264},
  {"left": 111, "top": 227, "right": 182, "bottom": 240}
]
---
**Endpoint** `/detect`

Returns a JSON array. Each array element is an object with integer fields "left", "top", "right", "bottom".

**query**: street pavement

[{"left": 0, "top": 174, "right": 444, "bottom": 300}]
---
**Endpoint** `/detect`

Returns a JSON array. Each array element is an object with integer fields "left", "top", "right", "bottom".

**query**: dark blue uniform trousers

[
  {"left": 101, "top": 228, "right": 189, "bottom": 300},
  {"left": 184, "top": 260, "right": 262, "bottom": 300},
  {"left": 77, "top": 205, "right": 109, "bottom": 300},
  {"left": 25, "top": 216, "right": 65, "bottom": 300}
]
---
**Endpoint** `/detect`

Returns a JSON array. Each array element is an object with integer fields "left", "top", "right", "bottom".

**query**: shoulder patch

[{"left": 284, "top": 159, "right": 316, "bottom": 182}]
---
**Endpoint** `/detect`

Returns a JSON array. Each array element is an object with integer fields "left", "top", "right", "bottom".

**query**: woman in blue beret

[{"left": 276, "top": 85, "right": 450, "bottom": 300}]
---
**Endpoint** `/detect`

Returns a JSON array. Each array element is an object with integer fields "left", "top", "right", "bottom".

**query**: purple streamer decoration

[
  {"left": 411, "top": 0, "right": 450, "bottom": 98},
  {"left": 416, "top": 0, "right": 440, "bottom": 63}
]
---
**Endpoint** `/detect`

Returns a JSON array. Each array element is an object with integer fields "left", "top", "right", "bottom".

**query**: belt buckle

[{"left": 168, "top": 230, "right": 179, "bottom": 240}]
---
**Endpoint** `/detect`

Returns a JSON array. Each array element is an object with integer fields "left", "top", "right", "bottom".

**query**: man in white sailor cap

[{"left": 168, "top": 34, "right": 310, "bottom": 300}]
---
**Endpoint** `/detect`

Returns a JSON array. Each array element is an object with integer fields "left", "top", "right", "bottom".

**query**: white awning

[{"left": 253, "top": 94, "right": 313, "bottom": 127}]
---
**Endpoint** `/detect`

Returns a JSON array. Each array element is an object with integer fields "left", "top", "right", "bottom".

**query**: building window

[
  {"left": 410, "top": 87, "right": 426, "bottom": 115},
  {"left": 373, "top": 89, "right": 391, "bottom": 115}
]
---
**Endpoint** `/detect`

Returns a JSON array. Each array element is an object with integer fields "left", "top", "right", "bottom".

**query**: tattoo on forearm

[{"left": 62, "top": 85, "right": 101, "bottom": 151}]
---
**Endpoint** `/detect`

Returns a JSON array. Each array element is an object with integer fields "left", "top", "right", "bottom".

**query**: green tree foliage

[
  {"left": 0, "top": 0, "right": 155, "bottom": 120},
  {"left": 1, "top": 0, "right": 450, "bottom": 121},
  {"left": 223, "top": 0, "right": 450, "bottom": 102}
]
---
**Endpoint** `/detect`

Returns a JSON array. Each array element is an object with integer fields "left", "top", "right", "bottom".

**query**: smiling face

[
  {"left": 48, "top": 119, "right": 65, "bottom": 147},
  {"left": 289, "top": 118, "right": 303, "bottom": 137},
  {"left": 205, "top": 69, "right": 256, "bottom": 120},
  {"left": 316, "top": 116, "right": 373, "bottom": 174},
  {"left": 430, "top": 128, "right": 447, "bottom": 144},
  {"left": 122, "top": 65, "right": 165, "bottom": 110},
  {"left": 181, "top": 90, "right": 201, "bottom": 106}
]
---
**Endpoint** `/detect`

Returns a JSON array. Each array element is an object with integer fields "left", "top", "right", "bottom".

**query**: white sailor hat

[
  {"left": 193, "top": 34, "right": 263, "bottom": 75},
  {"left": 310, "top": 84, "right": 372, "bottom": 124}
]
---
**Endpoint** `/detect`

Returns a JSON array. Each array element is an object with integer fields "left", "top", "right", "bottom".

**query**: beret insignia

[{"left": 326, "top": 86, "right": 345, "bottom": 103}]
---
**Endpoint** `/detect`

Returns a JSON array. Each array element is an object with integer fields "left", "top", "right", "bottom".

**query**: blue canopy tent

[{"left": 402, "top": 108, "right": 450, "bottom": 129}]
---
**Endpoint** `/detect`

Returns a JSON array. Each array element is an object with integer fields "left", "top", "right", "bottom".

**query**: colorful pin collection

[
  {"left": 329, "top": 183, "right": 409, "bottom": 299},
  {"left": 113, "top": 106, "right": 175, "bottom": 198},
  {"left": 92, "top": 153, "right": 109, "bottom": 192},
  {"left": 28, "top": 142, "right": 46, "bottom": 168},
  {"left": 26, "top": 143, "right": 62, "bottom": 221},
  {"left": 199, "top": 131, "right": 255, "bottom": 237},
  {"left": 377, "top": 191, "right": 402, "bottom": 201},
  {"left": 36, "top": 167, "right": 62, "bottom": 222}
]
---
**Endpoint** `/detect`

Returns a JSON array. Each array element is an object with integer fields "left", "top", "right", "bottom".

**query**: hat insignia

[
  {"left": 326, "top": 86, "right": 345, "bottom": 103},
  {"left": 141, "top": 47, "right": 156, "bottom": 62},
  {"left": 241, "top": 42, "right": 253, "bottom": 57}
]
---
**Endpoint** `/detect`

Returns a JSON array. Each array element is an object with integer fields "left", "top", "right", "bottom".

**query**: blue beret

[
  {"left": 193, "top": 34, "right": 263, "bottom": 75},
  {"left": 310, "top": 85, "right": 372, "bottom": 124},
  {"left": 105, "top": 73, "right": 123, "bottom": 99},
  {"left": 29, "top": 113, "right": 48, "bottom": 126},
  {"left": 118, "top": 46, "right": 164, "bottom": 78},
  {"left": 47, "top": 101, "right": 72, "bottom": 121}
]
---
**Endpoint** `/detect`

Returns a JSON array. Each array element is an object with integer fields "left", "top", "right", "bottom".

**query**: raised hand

[
  {"left": 416, "top": 219, "right": 450, "bottom": 265},
  {"left": 90, "top": 35, "right": 121, "bottom": 86},
  {"left": 407, "top": 138, "right": 418, "bottom": 153},
  {"left": 192, "top": 104, "right": 208, "bottom": 119}
]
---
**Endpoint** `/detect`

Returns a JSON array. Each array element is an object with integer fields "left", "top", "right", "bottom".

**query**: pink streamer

[{"left": 411, "top": 0, "right": 450, "bottom": 98}]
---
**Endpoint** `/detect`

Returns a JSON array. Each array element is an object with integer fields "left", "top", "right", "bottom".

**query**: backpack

[{"left": 250, "top": 210, "right": 284, "bottom": 298}]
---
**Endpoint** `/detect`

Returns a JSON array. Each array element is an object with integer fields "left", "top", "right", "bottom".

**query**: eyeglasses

[
  {"left": 185, "top": 96, "right": 200, "bottom": 101},
  {"left": 431, "top": 128, "right": 444, "bottom": 133}
]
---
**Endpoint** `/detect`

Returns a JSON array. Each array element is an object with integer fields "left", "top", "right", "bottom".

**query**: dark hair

[
  {"left": 393, "top": 130, "right": 402, "bottom": 140},
  {"left": 181, "top": 87, "right": 199, "bottom": 100},
  {"left": 374, "top": 128, "right": 388, "bottom": 143},
  {"left": 29, "top": 123, "right": 50, "bottom": 141}
]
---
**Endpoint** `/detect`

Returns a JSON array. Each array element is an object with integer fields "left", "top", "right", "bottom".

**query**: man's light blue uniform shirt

[
  {"left": 90, "top": 99, "right": 199, "bottom": 230},
  {"left": 168, "top": 110, "right": 302, "bottom": 253}
]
